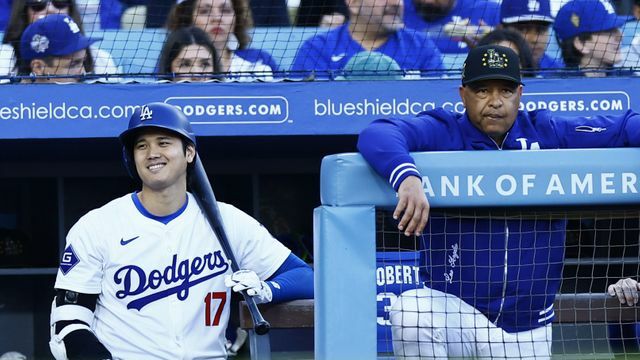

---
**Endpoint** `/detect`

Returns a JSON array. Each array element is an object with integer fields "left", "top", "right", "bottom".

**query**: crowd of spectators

[{"left": 0, "top": 0, "right": 639, "bottom": 82}]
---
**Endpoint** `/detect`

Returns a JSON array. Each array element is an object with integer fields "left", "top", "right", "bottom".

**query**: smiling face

[
  {"left": 459, "top": 79, "right": 522, "bottom": 145},
  {"left": 133, "top": 129, "right": 195, "bottom": 192}
]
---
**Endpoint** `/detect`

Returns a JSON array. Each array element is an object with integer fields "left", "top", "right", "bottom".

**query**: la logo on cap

[
  {"left": 140, "top": 105, "right": 153, "bottom": 121},
  {"left": 571, "top": 13, "right": 580, "bottom": 28},
  {"left": 482, "top": 49, "right": 509, "bottom": 69},
  {"left": 64, "top": 17, "right": 80, "bottom": 34}
]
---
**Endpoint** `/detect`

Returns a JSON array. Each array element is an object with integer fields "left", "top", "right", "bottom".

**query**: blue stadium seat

[
  {"left": 88, "top": 29, "right": 167, "bottom": 75},
  {"left": 249, "top": 27, "right": 330, "bottom": 71}
]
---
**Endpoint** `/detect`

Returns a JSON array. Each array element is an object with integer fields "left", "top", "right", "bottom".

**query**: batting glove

[{"left": 224, "top": 269, "right": 273, "bottom": 304}]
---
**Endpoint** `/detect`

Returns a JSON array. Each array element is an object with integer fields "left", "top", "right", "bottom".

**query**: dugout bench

[{"left": 240, "top": 295, "right": 640, "bottom": 360}]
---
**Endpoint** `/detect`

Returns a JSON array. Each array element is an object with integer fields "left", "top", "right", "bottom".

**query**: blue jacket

[
  {"left": 290, "top": 23, "right": 444, "bottom": 79},
  {"left": 358, "top": 108, "right": 640, "bottom": 332},
  {"left": 403, "top": 0, "right": 500, "bottom": 53}
]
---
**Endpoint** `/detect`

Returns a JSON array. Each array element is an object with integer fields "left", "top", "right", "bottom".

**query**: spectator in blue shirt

[
  {"left": 290, "top": 0, "right": 444, "bottom": 80},
  {"left": 554, "top": 0, "right": 634, "bottom": 77},
  {"left": 403, "top": 0, "right": 500, "bottom": 53},
  {"left": 0, "top": 0, "right": 13, "bottom": 30},
  {"left": 500, "top": 0, "right": 565, "bottom": 72}
]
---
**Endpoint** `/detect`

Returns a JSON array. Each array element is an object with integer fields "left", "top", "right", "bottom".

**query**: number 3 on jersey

[{"left": 204, "top": 292, "right": 227, "bottom": 326}]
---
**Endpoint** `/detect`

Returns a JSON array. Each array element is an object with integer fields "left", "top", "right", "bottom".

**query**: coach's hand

[
  {"left": 395, "top": 176, "right": 429, "bottom": 237},
  {"left": 225, "top": 270, "right": 273, "bottom": 304},
  {"left": 608, "top": 278, "right": 640, "bottom": 306}
]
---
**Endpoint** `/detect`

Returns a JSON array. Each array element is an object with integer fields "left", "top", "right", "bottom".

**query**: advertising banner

[{"left": 0, "top": 77, "right": 635, "bottom": 139}]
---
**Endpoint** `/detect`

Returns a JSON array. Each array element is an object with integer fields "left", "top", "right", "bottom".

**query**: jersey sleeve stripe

[
  {"left": 389, "top": 162, "right": 417, "bottom": 183},
  {"left": 391, "top": 167, "right": 421, "bottom": 189}
]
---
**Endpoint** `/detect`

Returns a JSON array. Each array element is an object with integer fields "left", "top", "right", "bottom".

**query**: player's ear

[
  {"left": 185, "top": 144, "right": 196, "bottom": 164},
  {"left": 30, "top": 59, "right": 46, "bottom": 75}
]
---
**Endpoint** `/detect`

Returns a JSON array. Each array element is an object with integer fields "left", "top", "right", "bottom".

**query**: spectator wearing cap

[
  {"left": 290, "top": 0, "right": 444, "bottom": 80},
  {"left": 554, "top": 0, "right": 634, "bottom": 77},
  {"left": 19, "top": 13, "right": 99, "bottom": 82},
  {"left": 1, "top": 0, "right": 119, "bottom": 83},
  {"left": 403, "top": 0, "right": 500, "bottom": 53},
  {"left": 500, "top": 0, "right": 565, "bottom": 71},
  {"left": 618, "top": 0, "right": 640, "bottom": 74}
]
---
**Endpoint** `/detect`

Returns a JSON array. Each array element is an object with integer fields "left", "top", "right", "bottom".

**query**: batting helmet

[{"left": 119, "top": 102, "right": 196, "bottom": 180}]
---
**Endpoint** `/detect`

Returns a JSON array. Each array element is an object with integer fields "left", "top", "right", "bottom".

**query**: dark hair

[
  {"left": 558, "top": 33, "right": 592, "bottom": 68},
  {"left": 165, "top": 0, "right": 253, "bottom": 49},
  {"left": 477, "top": 28, "right": 535, "bottom": 77},
  {"left": 157, "top": 26, "right": 221, "bottom": 80},
  {"left": 3, "top": 0, "right": 94, "bottom": 77}
]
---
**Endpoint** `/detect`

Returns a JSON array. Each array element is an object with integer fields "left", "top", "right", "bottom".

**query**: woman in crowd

[
  {"left": 477, "top": 28, "right": 536, "bottom": 77},
  {"left": 158, "top": 26, "right": 221, "bottom": 82},
  {"left": 166, "top": 0, "right": 278, "bottom": 81},
  {"left": 1, "top": 0, "right": 119, "bottom": 82}
]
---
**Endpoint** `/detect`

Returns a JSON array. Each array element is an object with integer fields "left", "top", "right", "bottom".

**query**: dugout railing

[{"left": 314, "top": 149, "right": 640, "bottom": 359}]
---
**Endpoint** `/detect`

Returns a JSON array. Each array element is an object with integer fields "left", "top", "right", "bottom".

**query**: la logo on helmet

[
  {"left": 527, "top": 0, "right": 540, "bottom": 12},
  {"left": 140, "top": 105, "right": 153, "bottom": 121}
]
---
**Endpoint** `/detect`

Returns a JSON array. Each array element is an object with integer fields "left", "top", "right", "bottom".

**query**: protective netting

[
  {"left": 376, "top": 208, "right": 640, "bottom": 358},
  {"left": 1, "top": 0, "right": 639, "bottom": 82}
]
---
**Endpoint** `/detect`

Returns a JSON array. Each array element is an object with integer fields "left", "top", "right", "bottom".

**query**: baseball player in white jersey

[{"left": 49, "top": 102, "right": 314, "bottom": 359}]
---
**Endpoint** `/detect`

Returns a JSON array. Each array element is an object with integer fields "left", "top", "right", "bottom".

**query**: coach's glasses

[{"left": 25, "top": 0, "right": 71, "bottom": 12}]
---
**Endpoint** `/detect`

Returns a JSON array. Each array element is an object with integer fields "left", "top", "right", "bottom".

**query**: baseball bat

[{"left": 190, "top": 154, "right": 271, "bottom": 335}]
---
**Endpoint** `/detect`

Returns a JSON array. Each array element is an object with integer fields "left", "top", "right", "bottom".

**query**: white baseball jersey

[{"left": 54, "top": 192, "right": 290, "bottom": 359}]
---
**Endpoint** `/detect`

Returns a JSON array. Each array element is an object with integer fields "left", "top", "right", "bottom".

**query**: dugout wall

[{"left": 314, "top": 149, "right": 640, "bottom": 359}]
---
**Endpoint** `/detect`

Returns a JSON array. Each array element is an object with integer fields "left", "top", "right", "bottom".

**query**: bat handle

[
  {"left": 254, "top": 320, "right": 271, "bottom": 335},
  {"left": 245, "top": 295, "right": 271, "bottom": 335}
]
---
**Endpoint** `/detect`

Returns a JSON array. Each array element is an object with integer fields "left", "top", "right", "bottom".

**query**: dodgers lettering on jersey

[
  {"left": 358, "top": 107, "right": 640, "bottom": 332},
  {"left": 115, "top": 251, "right": 229, "bottom": 310},
  {"left": 54, "top": 193, "right": 290, "bottom": 359}
]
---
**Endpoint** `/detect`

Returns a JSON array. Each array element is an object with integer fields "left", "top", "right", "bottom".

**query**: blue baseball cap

[
  {"left": 501, "top": 0, "right": 554, "bottom": 24},
  {"left": 20, "top": 14, "right": 100, "bottom": 61},
  {"left": 553, "top": 0, "right": 634, "bottom": 41}
]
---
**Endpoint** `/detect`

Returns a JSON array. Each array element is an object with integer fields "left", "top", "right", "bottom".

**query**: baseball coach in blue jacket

[{"left": 357, "top": 44, "right": 640, "bottom": 359}]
